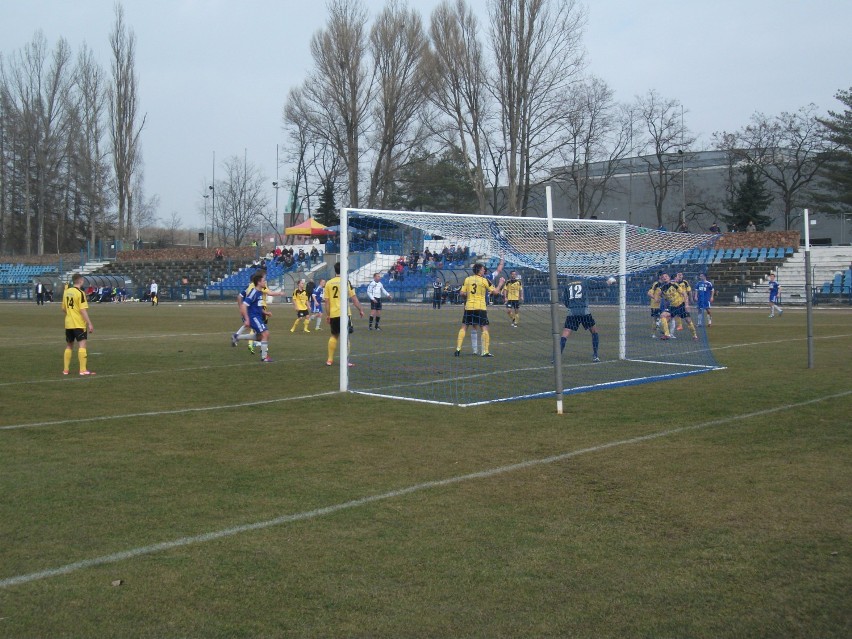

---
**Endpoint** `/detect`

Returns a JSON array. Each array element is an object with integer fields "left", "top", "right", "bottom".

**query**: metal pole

[
  {"left": 202, "top": 194, "right": 209, "bottom": 248},
  {"left": 546, "top": 185, "right": 564, "bottom": 414},
  {"left": 803, "top": 208, "right": 814, "bottom": 368}
]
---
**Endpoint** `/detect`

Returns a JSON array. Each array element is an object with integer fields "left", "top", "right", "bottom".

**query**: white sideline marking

[
  {"left": 0, "top": 391, "right": 337, "bottom": 432},
  {"left": 1, "top": 389, "right": 848, "bottom": 589}
]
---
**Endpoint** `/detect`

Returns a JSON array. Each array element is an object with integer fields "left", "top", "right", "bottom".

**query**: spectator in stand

[
  {"left": 676, "top": 220, "right": 689, "bottom": 233},
  {"left": 310, "top": 245, "right": 320, "bottom": 265},
  {"left": 298, "top": 248, "right": 308, "bottom": 270},
  {"left": 214, "top": 247, "right": 224, "bottom": 261},
  {"left": 708, "top": 222, "right": 721, "bottom": 234},
  {"left": 746, "top": 220, "right": 757, "bottom": 232}
]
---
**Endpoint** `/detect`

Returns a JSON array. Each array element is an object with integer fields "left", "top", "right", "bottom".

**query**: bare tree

[
  {"left": 426, "top": 0, "right": 491, "bottom": 214},
  {"left": 1, "top": 32, "right": 75, "bottom": 254},
  {"left": 555, "top": 76, "right": 630, "bottom": 218},
  {"left": 108, "top": 3, "right": 145, "bottom": 244},
  {"left": 215, "top": 154, "right": 268, "bottom": 247},
  {"left": 716, "top": 105, "right": 832, "bottom": 230},
  {"left": 305, "top": 0, "right": 372, "bottom": 208},
  {"left": 635, "top": 90, "right": 695, "bottom": 228},
  {"left": 366, "top": 0, "right": 429, "bottom": 208},
  {"left": 74, "top": 43, "right": 111, "bottom": 250},
  {"left": 489, "top": 0, "right": 586, "bottom": 215}
]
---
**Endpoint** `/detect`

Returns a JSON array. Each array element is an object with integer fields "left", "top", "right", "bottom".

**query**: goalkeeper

[{"left": 559, "top": 277, "right": 614, "bottom": 363}]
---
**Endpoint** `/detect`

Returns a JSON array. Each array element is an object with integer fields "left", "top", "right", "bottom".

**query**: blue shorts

[{"left": 249, "top": 315, "right": 268, "bottom": 334}]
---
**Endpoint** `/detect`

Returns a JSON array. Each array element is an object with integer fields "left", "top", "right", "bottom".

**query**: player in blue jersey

[
  {"left": 311, "top": 278, "right": 326, "bottom": 330},
  {"left": 693, "top": 272, "right": 715, "bottom": 326},
  {"left": 241, "top": 271, "right": 284, "bottom": 362},
  {"left": 767, "top": 273, "right": 783, "bottom": 317},
  {"left": 558, "top": 277, "right": 614, "bottom": 362}
]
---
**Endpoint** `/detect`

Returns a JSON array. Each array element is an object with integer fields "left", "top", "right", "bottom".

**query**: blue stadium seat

[
  {"left": 767, "top": 247, "right": 777, "bottom": 259},
  {"left": 830, "top": 274, "right": 842, "bottom": 293}
]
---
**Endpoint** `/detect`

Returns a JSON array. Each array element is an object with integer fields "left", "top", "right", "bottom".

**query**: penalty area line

[{"left": 1, "top": 388, "right": 849, "bottom": 589}]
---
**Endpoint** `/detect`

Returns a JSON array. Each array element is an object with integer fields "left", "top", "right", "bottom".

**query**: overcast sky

[{"left": 2, "top": 0, "right": 850, "bottom": 233}]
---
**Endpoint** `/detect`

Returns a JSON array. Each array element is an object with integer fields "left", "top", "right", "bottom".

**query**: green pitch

[{"left": 0, "top": 301, "right": 849, "bottom": 637}]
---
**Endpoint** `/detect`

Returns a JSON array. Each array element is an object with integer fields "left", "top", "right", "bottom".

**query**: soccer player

[
  {"left": 767, "top": 273, "right": 783, "bottom": 317},
  {"left": 673, "top": 272, "right": 691, "bottom": 330},
  {"left": 658, "top": 273, "right": 698, "bottom": 340},
  {"left": 323, "top": 262, "right": 364, "bottom": 366},
  {"left": 62, "top": 273, "right": 95, "bottom": 376},
  {"left": 503, "top": 270, "right": 523, "bottom": 327},
  {"left": 559, "top": 277, "right": 612, "bottom": 363},
  {"left": 241, "top": 271, "right": 284, "bottom": 362},
  {"left": 311, "top": 278, "right": 326, "bottom": 330},
  {"left": 693, "top": 272, "right": 714, "bottom": 326},
  {"left": 647, "top": 272, "right": 664, "bottom": 337},
  {"left": 366, "top": 272, "right": 392, "bottom": 330},
  {"left": 290, "top": 278, "right": 311, "bottom": 333},
  {"left": 455, "top": 262, "right": 505, "bottom": 357}
]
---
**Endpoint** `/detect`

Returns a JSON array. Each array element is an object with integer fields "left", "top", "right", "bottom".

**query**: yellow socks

[
  {"left": 63, "top": 348, "right": 73, "bottom": 372},
  {"left": 456, "top": 327, "right": 466, "bottom": 350},
  {"left": 482, "top": 331, "right": 490, "bottom": 353},
  {"left": 327, "top": 336, "right": 338, "bottom": 362},
  {"left": 78, "top": 347, "right": 88, "bottom": 372}
]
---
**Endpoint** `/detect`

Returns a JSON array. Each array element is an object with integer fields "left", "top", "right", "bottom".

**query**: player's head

[
  {"left": 698, "top": 272, "right": 707, "bottom": 281},
  {"left": 660, "top": 273, "right": 671, "bottom": 283},
  {"left": 675, "top": 272, "right": 684, "bottom": 281},
  {"left": 251, "top": 271, "right": 266, "bottom": 287},
  {"left": 373, "top": 272, "right": 382, "bottom": 280},
  {"left": 334, "top": 262, "right": 341, "bottom": 274},
  {"left": 71, "top": 273, "right": 83, "bottom": 287},
  {"left": 473, "top": 263, "right": 485, "bottom": 275},
  {"left": 769, "top": 272, "right": 776, "bottom": 280},
  {"left": 319, "top": 278, "right": 326, "bottom": 286},
  {"left": 298, "top": 278, "right": 306, "bottom": 289},
  {"left": 510, "top": 270, "right": 518, "bottom": 280}
]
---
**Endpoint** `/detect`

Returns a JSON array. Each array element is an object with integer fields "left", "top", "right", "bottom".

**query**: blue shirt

[
  {"left": 768, "top": 280, "right": 780, "bottom": 301},
  {"left": 695, "top": 280, "right": 714, "bottom": 306},
  {"left": 243, "top": 286, "right": 265, "bottom": 319},
  {"left": 562, "top": 279, "right": 603, "bottom": 316}
]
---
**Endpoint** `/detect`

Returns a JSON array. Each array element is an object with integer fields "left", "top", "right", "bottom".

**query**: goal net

[{"left": 333, "top": 206, "right": 722, "bottom": 406}]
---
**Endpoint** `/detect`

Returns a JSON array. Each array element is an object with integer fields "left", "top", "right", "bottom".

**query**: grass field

[{"left": 0, "top": 300, "right": 850, "bottom": 638}]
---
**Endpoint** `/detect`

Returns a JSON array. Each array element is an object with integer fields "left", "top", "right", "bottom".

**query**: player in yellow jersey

[
  {"left": 323, "top": 262, "right": 364, "bottom": 366},
  {"left": 455, "top": 263, "right": 505, "bottom": 357},
  {"left": 290, "top": 279, "right": 311, "bottom": 333},
  {"left": 673, "top": 272, "right": 691, "bottom": 330},
  {"left": 658, "top": 273, "right": 698, "bottom": 340},
  {"left": 503, "top": 270, "right": 523, "bottom": 327},
  {"left": 62, "top": 273, "right": 95, "bottom": 376},
  {"left": 647, "top": 273, "right": 663, "bottom": 338}
]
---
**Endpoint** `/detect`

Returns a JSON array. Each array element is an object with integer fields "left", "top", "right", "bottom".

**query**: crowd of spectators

[{"left": 389, "top": 245, "right": 472, "bottom": 280}]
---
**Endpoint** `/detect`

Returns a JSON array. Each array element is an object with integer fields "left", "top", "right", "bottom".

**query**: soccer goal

[{"left": 333, "top": 199, "right": 723, "bottom": 407}]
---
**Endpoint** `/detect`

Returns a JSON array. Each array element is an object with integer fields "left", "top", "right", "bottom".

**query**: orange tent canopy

[{"left": 284, "top": 218, "right": 336, "bottom": 236}]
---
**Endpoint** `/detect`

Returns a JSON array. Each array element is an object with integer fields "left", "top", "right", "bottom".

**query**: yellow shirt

[
  {"left": 505, "top": 279, "right": 522, "bottom": 302},
  {"left": 62, "top": 285, "right": 89, "bottom": 329},
  {"left": 293, "top": 288, "right": 309, "bottom": 312},
  {"left": 324, "top": 276, "right": 355, "bottom": 318},
  {"left": 661, "top": 282, "right": 686, "bottom": 307},
  {"left": 461, "top": 274, "right": 494, "bottom": 311},
  {"left": 648, "top": 282, "right": 661, "bottom": 309}
]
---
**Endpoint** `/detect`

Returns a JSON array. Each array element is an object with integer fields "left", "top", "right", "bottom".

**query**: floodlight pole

[
  {"left": 546, "top": 185, "right": 564, "bottom": 414},
  {"left": 803, "top": 208, "right": 814, "bottom": 368}
]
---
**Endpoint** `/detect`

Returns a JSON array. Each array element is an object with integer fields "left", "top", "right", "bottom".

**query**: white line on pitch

[
  {"left": 1, "top": 389, "right": 848, "bottom": 589},
  {"left": 0, "top": 391, "right": 338, "bottom": 432}
]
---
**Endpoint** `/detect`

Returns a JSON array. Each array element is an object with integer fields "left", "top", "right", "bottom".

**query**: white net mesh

[{"left": 334, "top": 209, "right": 722, "bottom": 406}]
